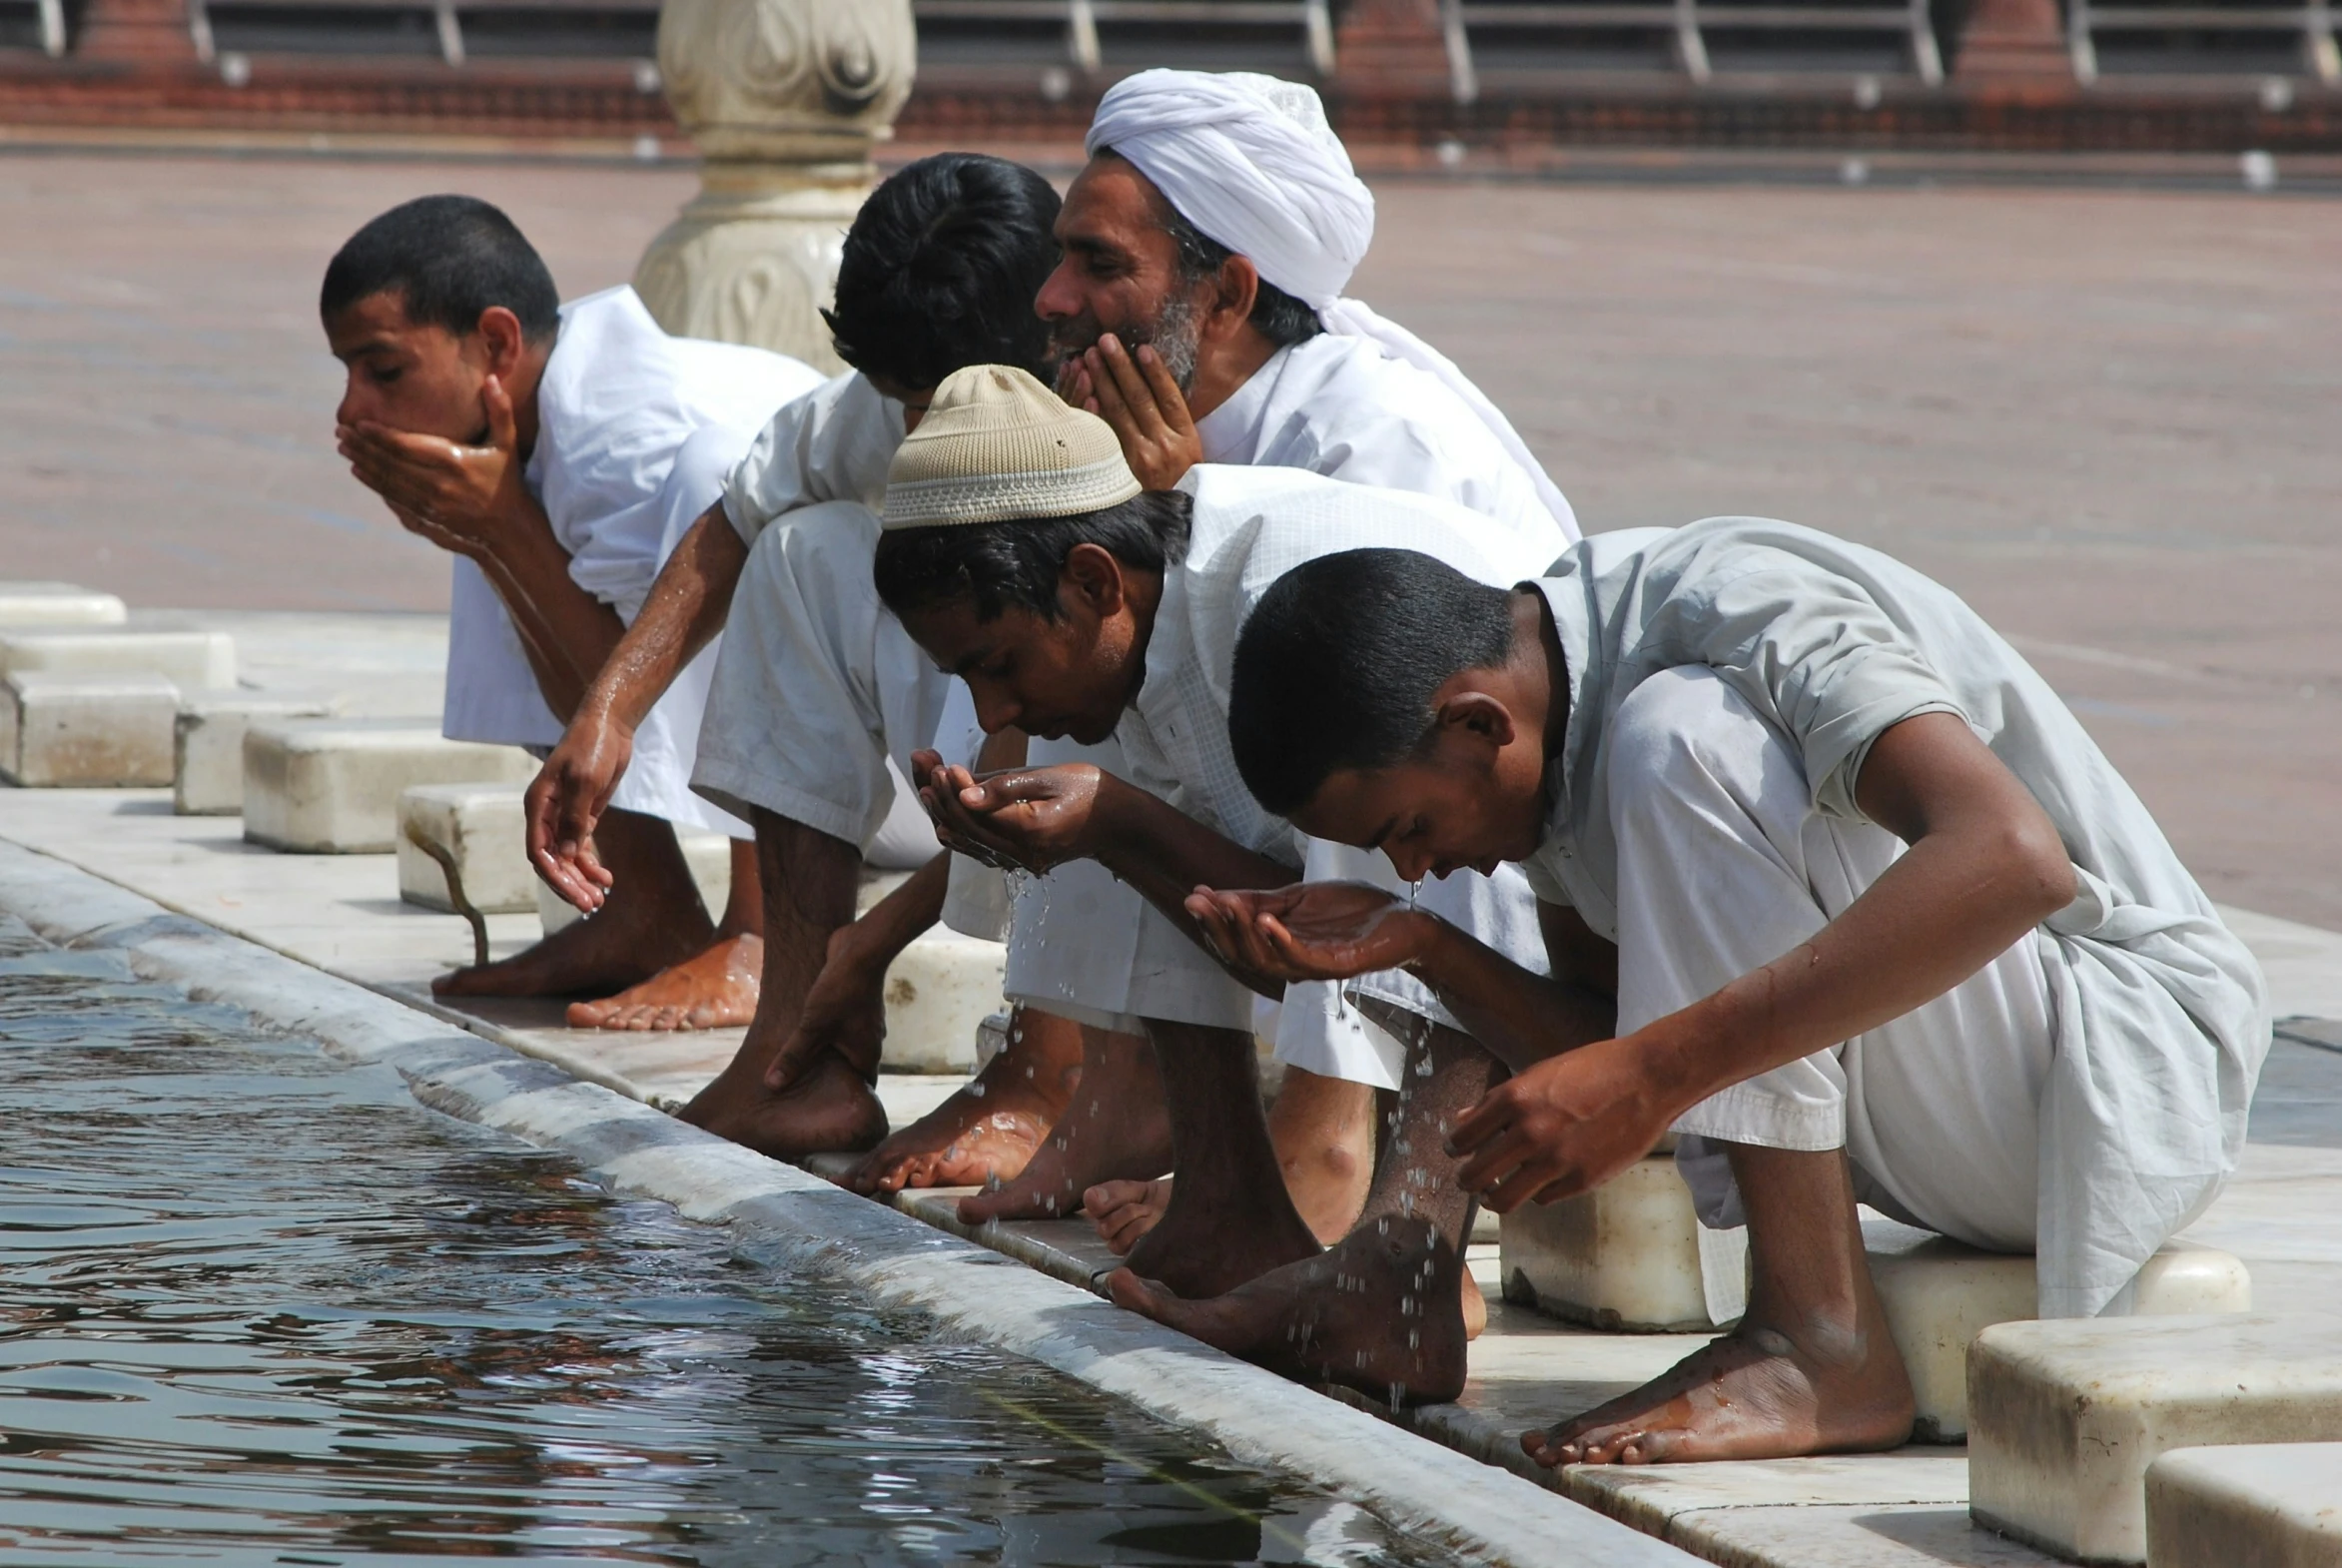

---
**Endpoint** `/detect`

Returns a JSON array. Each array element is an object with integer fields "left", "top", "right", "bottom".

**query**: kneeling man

[
  {"left": 1187, "top": 525, "right": 2270, "bottom": 1463},
  {"left": 879, "top": 365, "right": 1563, "bottom": 1404},
  {"left": 325, "top": 195, "right": 819, "bottom": 1021}
]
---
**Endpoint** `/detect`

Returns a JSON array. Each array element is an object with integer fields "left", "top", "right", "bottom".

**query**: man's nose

[
  {"left": 1033, "top": 259, "right": 1082, "bottom": 324},
  {"left": 975, "top": 692, "right": 1021, "bottom": 734}
]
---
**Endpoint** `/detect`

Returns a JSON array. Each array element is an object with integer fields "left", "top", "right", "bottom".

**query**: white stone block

[
  {"left": 0, "top": 581, "right": 127, "bottom": 627},
  {"left": 1500, "top": 1156, "right": 1719, "bottom": 1331},
  {"left": 2146, "top": 1442, "right": 2342, "bottom": 1568},
  {"left": 396, "top": 785, "right": 536, "bottom": 914},
  {"left": 878, "top": 925, "right": 1003, "bottom": 1074},
  {"left": 243, "top": 719, "right": 538, "bottom": 854},
  {"left": 0, "top": 628, "right": 234, "bottom": 690},
  {"left": 0, "top": 673, "right": 179, "bottom": 786},
  {"left": 1969, "top": 1313, "right": 2342, "bottom": 1564},
  {"left": 682, "top": 831, "right": 734, "bottom": 918},
  {"left": 1873, "top": 1229, "right": 2252, "bottom": 1443},
  {"left": 173, "top": 695, "right": 339, "bottom": 815}
]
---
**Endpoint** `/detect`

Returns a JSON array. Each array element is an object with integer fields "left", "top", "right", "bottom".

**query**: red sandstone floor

[{"left": 1, "top": 152, "right": 2336, "bottom": 925}]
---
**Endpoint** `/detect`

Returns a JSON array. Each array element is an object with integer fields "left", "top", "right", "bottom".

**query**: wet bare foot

[
  {"left": 842, "top": 1011, "right": 1080, "bottom": 1195},
  {"left": 565, "top": 933, "right": 761, "bottom": 1031},
  {"left": 433, "top": 894, "right": 705, "bottom": 1001},
  {"left": 1117, "top": 1167, "right": 1321, "bottom": 1302},
  {"left": 957, "top": 1027, "right": 1170, "bottom": 1225},
  {"left": 1109, "top": 1214, "right": 1468, "bottom": 1406},
  {"left": 1088, "top": 1176, "right": 1171, "bottom": 1253},
  {"left": 1093, "top": 1180, "right": 1487, "bottom": 1339},
  {"left": 1520, "top": 1317, "right": 1915, "bottom": 1467},
  {"left": 679, "top": 1048, "right": 886, "bottom": 1162}
]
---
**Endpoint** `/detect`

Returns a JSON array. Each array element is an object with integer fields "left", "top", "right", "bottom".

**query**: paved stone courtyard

[{"left": 1, "top": 151, "right": 2336, "bottom": 925}]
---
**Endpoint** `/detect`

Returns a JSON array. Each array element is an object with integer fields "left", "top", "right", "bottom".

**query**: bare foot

[
  {"left": 842, "top": 1009, "right": 1080, "bottom": 1195},
  {"left": 957, "top": 1027, "right": 1171, "bottom": 1224},
  {"left": 565, "top": 933, "right": 762, "bottom": 1031},
  {"left": 1519, "top": 1318, "right": 1915, "bottom": 1467},
  {"left": 1109, "top": 1214, "right": 1468, "bottom": 1406},
  {"left": 1088, "top": 1176, "right": 1171, "bottom": 1253},
  {"left": 1118, "top": 1167, "right": 1321, "bottom": 1302},
  {"left": 433, "top": 895, "right": 705, "bottom": 1001},
  {"left": 678, "top": 1049, "right": 887, "bottom": 1162},
  {"left": 1091, "top": 1180, "right": 1488, "bottom": 1339}
]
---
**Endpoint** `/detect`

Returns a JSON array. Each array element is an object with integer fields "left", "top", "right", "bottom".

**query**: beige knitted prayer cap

[{"left": 881, "top": 365, "right": 1143, "bottom": 531}]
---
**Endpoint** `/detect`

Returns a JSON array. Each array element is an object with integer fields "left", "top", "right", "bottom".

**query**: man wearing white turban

[{"left": 966, "top": 68, "right": 1579, "bottom": 1253}]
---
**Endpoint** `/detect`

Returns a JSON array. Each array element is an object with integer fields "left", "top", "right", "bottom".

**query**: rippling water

[{"left": 0, "top": 915, "right": 1442, "bottom": 1566}]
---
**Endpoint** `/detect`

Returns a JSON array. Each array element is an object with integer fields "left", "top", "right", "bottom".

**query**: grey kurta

[{"left": 1524, "top": 517, "right": 2269, "bottom": 1317}]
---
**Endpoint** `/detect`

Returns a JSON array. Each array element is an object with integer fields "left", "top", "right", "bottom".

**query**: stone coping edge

[{"left": 0, "top": 836, "right": 1694, "bottom": 1568}]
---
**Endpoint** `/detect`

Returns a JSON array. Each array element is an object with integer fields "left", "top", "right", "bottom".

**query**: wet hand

[
  {"left": 1444, "top": 1037, "right": 1671, "bottom": 1213},
  {"left": 1183, "top": 882, "right": 1439, "bottom": 982},
  {"left": 526, "top": 708, "right": 631, "bottom": 913},
  {"left": 765, "top": 925, "right": 887, "bottom": 1092},
  {"left": 1074, "top": 334, "right": 1200, "bottom": 491},
  {"left": 338, "top": 375, "right": 529, "bottom": 554},
  {"left": 910, "top": 750, "right": 1106, "bottom": 874}
]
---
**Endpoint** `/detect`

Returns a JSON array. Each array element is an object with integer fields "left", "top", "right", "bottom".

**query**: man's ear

[
  {"left": 1061, "top": 541, "right": 1128, "bottom": 619},
  {"left": 1201, "top": 254, "right": 1262, "bottom": 343},
  {"left": 474, "top": 306, "right": 527, "bottom": 379},
  {"left": 1433, "top": 690, "right": 1519, "bottom": 757}
]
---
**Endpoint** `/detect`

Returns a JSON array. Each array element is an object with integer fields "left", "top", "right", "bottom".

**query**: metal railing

[
  {"left": 2068, "top": 0, "right": 2338, "bottom": 82},
  {"left": 1442, "top": 0, "right": 1941, "bottom": 92},
  {"left": 913, "top": 0, "right": 1337, "bottom": 75},
  {"left": 184, "top": 0, "right": 658, "bottom": 66}
]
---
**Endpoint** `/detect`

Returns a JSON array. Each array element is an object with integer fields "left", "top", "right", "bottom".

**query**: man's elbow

[{"left": 2001, "top": 814, "right": 2077, "bottom": 922}]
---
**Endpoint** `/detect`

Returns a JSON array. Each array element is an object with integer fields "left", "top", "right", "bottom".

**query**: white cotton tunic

[
  {"left": 1050, "top": 465, "right": 1564, "bottom": 1043},
  {"left": 442, "top": 286, "right": 824, "bottom": 837},
  {"left": 692, "top": 339, "right": 1576, "bottom": 1075},
  {"left": 1521, "top": 516, "right": 2270, "bottom": 1318},
  {"left": 1195, "top": 333, "right": 1577, "bottom": 546}
]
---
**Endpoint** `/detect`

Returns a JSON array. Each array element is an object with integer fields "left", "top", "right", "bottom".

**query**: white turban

[{"left": 1087, "top": 68, "right": 1574, "bottom": 535}]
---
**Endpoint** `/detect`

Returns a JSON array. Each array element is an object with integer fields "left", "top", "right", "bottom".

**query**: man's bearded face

[{"left": 1038, "top": 156, "right": 1207, "bottom": 395}]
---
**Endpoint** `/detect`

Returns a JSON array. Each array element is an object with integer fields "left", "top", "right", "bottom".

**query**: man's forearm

[
  {"left": 1411, "top": 919, "right": 1616, "bottom": 1075},
  {"left": 468, "top": 502, "right": 625, "bottom": 719},
  {"left": 578, "top": 506, "right": 748, "bottom": 733},
  {"left": 832, "top": 853, "right": 949, "bottom": 979},
  {"left": 1091, "top": 780, "right": 1300, "bottom": 991}
]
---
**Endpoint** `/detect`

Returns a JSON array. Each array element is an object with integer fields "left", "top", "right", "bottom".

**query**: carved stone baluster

[{"left": 633, "top": 0, "right": 916, "bottom": 369}]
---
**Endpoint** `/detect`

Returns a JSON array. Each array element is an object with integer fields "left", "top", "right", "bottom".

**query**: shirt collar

[{"left": 1192, "top": 343, "right": 1294, "bottom": 464}]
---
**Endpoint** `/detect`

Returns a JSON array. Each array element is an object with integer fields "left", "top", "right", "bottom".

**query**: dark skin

[
  {"left": 1182, "top": 585, "right": 2079, "bottom": 1463},
  {"left": 325, "top": 291, "right": 759, "bottom": 1014}
]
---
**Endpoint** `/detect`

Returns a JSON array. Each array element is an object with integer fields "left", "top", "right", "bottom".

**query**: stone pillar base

[{"left": 633, "top": 162, "right": 872, "bottom": 373}]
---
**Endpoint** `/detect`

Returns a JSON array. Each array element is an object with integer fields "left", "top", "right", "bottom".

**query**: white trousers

[
  {"left": 1610, "top": 666, "right": 2056, "bottom": 1256},
  {"left": 688, "top": 500, "right": 940, "bottom": 869},
  {"left": 443, "top": 422, "right": 751, "bottom": 840}
]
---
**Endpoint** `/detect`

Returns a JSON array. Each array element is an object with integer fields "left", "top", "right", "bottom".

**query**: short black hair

[
  {"left": 1230, "top": 549, "right": 1516, "bottom": 816},
  {"left": 321, "top": 195, "right": 559, "bottom": 343},
  {"left": 1096, "top": 147, "right": 1322, "bottom": 351},
  {"left": 873, "top": 489, "right": 1193, "bottom": 623},
  {"left": 826, "top": 154, "right": 1063, "bottom": 392}
]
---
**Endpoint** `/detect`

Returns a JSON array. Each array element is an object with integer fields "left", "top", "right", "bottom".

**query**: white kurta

[
  {"left": 1033, "top": 466, "right": 1562, "bottom": 1051},
  {"left": 442, "top": 286, "right": 823, "bottom": 838},
  {"left": 686, "top": 371, "right": 939, "bottom": 868},
  {"left": 1522, "top": 517, "right": 2270, "bottom": 1318},
  {"left": 694, "top": 335, "right": 1577, "bottom": 1062}
]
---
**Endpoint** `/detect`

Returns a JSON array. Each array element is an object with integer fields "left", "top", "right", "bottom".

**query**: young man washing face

[
  {"left": 1184, "top": 530, "right": 2270, "bottom": 1465},
  {"left": 872, "top": 365, "right": 1569, "bottom": 1405},
  {"left": 324, "top": 195, "right": 819, "bottom": 1016}
]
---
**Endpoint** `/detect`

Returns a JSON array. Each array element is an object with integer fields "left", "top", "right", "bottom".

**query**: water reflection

[{"left": 0, "top": 916, "right": 1436, "bottom": 1567}]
